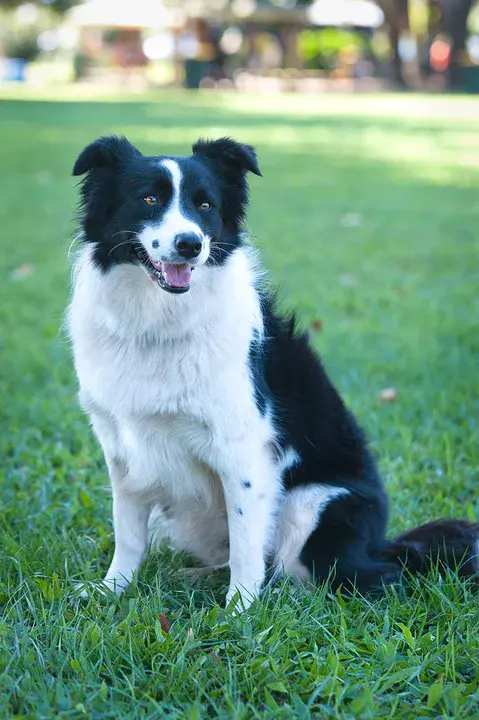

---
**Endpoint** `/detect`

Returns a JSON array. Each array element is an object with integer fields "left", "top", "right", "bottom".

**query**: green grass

[{"left": 1, "top": 88, "right": 478, "bottom": 719}]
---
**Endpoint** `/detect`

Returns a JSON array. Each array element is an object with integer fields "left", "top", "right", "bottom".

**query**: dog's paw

[
  {"left": 67, "top": 581, "right": 91, "bottom": 606},
  {"left": 71, "top": 580, "right": 122, "bottom": 602},
  {"left": 71, "top": 581, "right": 91, "bottom": 600},
  {"left": 225, "top": 587, "right": 256, "bottom": 615}
]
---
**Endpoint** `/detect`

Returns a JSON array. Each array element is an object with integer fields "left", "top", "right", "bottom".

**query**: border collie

[{"left": 68, "top": 135, "right": 478, "bottom": 609}]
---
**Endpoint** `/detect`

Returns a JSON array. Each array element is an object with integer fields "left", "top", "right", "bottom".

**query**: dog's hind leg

[
  {"left": 149, "top": 484, "right": 230, "bottom": 568},
  {"left": 273, "top": 484, "right": 349, "bottom": 581},
  {"left": 298, "top": 487, "right": 396, "bottom": 593}
]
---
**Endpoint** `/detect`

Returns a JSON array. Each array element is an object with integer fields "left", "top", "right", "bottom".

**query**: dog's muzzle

[{"left": 135, "top": 247, "right": 194, "bottom": 294}]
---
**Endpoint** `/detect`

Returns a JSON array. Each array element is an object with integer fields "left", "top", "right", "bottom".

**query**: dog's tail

[{"left": 383, "top": 518, "right": 479, "bottom": 579}]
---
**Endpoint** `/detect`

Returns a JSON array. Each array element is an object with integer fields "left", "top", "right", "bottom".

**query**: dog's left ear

[
  {"left": 73, "top": 135, "right": 141, "bottom": 176},
  {"left": 192, "top": 137, "right": 262, "bottom": 177}
]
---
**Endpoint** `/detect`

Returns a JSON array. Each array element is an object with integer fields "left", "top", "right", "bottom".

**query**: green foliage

[
  {"left": 298, "top": 28, "right": 366, "bottom": 70},
  {"left": 1, "top": 21, "right": 39, "bottom": 60},
  {"left": 0, "top": 6, "right": 57, "bottom": 60},
  {"left": 0, "top": 88, "right": 478, "bottom": 718}
]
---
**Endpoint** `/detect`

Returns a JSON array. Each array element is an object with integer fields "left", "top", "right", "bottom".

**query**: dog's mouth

[{"left": 135, "top": 248, "right": 193, "bottom": 294}]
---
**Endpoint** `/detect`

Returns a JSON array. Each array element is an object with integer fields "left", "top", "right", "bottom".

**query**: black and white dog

[{"left": 68, "top": 135, "right": 478, "bottom": 608}]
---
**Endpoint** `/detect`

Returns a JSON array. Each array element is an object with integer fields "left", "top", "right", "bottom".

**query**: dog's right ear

[
  {"left": 192, "top": 137, "right": 261, "bottom": 178},
  {"left": 72, "top": 135, "right": 141, "bottom": 176}
]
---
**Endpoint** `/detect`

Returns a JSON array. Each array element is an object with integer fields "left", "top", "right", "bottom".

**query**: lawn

[{"left": 0, "top": 87, "right": 478, "bottom": 719}]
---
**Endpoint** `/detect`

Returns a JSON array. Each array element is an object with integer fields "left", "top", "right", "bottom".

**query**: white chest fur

[{"left": 68, "top": 246, "right": 270, "bottom": 506}]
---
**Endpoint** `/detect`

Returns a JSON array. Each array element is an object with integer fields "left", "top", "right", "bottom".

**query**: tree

[
  {"left": 377, "top": 0, "right": 475, "bottom": 90},
  {"left": 440, "top": 0, "right": 474, "bottom": 89},
  {"left": 376, "top": 0, "right": 411, "bottom": 86}
]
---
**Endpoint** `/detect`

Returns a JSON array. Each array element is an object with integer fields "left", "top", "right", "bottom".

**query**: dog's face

[{"left": 73, "top": 136, "right": 261, "bottom": 294}]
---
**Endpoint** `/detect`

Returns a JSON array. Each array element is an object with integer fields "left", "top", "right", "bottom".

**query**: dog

[{"left": 68, "top": 135, "right": 478, "bottom": 609}]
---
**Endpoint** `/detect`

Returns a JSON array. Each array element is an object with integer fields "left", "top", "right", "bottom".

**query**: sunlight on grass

[{"left": 220, "top": 91, "right": 479, "bottom": 120}]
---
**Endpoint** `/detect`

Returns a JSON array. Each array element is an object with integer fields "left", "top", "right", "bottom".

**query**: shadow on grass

[{"left": 2, "top": 97, "right": 479, "bottom": 137}]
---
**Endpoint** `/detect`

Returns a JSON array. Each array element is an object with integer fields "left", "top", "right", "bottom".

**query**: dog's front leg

[
  {"left": 219, "top": 448, "right": 279, "bottom": 610},
  {"left": 88, "top": 408, "right": 150, "bottom": 595},
  {"left": 102, "top": 483, "right": 150, "bottom": 594}
]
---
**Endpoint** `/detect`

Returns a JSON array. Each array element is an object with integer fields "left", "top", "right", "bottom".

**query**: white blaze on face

[{"left": 139, "top": 159, "right": 210, "bottom": 265}]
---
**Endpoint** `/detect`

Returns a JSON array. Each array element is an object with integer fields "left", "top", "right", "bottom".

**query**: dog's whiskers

[
  {"left": 218, "top": 241, "right": 240, "bottom": 249},
  {"left": 67, "top": 233, "right": 82, "bottom": 260},
  {"left": 108, "top": 239, "right": 143, "bottom": 256}
]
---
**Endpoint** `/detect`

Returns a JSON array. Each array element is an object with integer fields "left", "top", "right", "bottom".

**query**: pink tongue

[{"left": 162, "top": 262, "right": 192, "bottom": 288}]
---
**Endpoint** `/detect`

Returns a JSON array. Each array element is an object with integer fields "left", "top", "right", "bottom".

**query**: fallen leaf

[
  {"left": 311, "top": 319, "right": 322, "bottom": 332},
  {"left": 379, "top": 388, "right": 397, "bottom": 402},
  {"left": 158, "top": 613, "right": 171, "bottom": 633},
  {"left": 11, "top": 264, "right": 34, "bottom": 281},
  {"left": 209, "top": 651, "right": 221, "bottom": 666}
]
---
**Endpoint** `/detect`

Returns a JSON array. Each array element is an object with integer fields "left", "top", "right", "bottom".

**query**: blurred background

[{"left": 1, "top": 0, "right": 479, "bottom": 93}]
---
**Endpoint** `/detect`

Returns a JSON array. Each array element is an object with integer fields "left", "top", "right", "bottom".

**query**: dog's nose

[{"left": 174, "top": 233, "right": 203, "bottom": 259}]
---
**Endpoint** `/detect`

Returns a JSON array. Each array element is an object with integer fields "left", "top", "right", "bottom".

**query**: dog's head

[{"left": 73, "top": 135, "right": 261, "bottom": 294}]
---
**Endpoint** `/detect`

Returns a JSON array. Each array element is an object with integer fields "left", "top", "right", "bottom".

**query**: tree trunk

[
  {"left": 378, "top": 0, "right": 410, "bottom": 87},
  {"left": 444, "top": 0, "right": 473, "bottom": 90}
]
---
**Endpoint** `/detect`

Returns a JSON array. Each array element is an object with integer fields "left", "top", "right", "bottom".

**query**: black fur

[{"left": 73, "top": 134, "right": 478, "bottom": 592}]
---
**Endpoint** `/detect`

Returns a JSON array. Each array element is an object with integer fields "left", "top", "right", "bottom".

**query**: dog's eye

[
  {"left": 143, "top": 195, "right": 158, "bottom": 206},
  {"left": 198, "top": 201, "right": 211, "bottom": 211}
]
